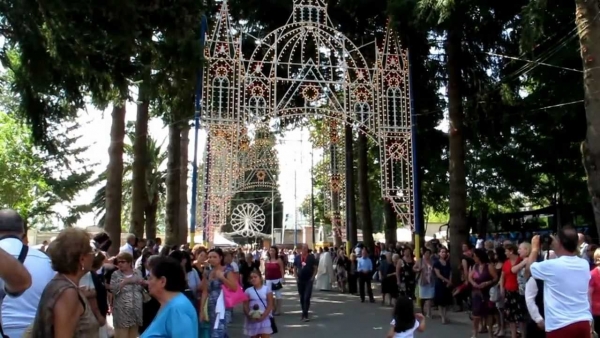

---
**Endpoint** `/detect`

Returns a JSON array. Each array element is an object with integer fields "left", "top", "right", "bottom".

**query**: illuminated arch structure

[{"left": 200, "top": 0, "right": 413, "bottom": 244}]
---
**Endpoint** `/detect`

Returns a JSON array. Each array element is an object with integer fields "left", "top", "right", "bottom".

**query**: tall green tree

[
  {"left": 0, "top": 111, "right": 94, "bottom": 227},
  {"left": 91, "top": 132, "right": 167, "bottom": 235},
  {"left": 521, "top": 0, "right": 600, "bottom": 233}
]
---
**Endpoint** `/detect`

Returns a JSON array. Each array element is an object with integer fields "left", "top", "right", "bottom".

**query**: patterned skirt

[{"left": 504, "top": 291, "right": 525, "bottom": 323}]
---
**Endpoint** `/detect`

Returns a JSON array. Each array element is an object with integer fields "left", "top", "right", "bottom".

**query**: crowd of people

[
  {"left": 373, "top": 230, "right": 597, "bottom": 338},
  {"left": 1, "top": 204, "right": 599, "bottom": 338},
  {"left": 0, "top": 208, "right": 285, "bottom": 338}
]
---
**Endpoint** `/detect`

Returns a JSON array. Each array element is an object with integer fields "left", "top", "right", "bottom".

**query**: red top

[
  {"left": 502, "top": 257, "right": 521, "bottom": 292},
  {"left": 590, "top": 268, "right": 600, "bottom": 315},
  {"left": 265, "top": 261, "right": 282, "bottom": 280}
]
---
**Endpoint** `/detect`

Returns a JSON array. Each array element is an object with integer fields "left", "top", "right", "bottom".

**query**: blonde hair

[
  {"left": 594, "top": 248, "right": 600, "bottom": 266},
  {"left": 519, "top": 242, "right": 531, "bottom": 257},
  {"left": 47, "top": 228, "right": 92, "bottom": 274}
]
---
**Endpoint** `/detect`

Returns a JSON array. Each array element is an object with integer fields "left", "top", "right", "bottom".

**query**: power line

[{"left": 485, "top": 51, "right": 582, "bottom": 73}]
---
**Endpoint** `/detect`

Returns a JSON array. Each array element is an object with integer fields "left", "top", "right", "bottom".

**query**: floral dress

[
  {"left": 205, "top": 266, "right": 233, "bottom": 338},
  {"left": 399, "top": 259, "right": 416, "bottom": 299}
]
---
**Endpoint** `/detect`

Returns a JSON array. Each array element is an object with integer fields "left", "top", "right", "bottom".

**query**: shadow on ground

[{"left": 227, "top": 278, "right": 472, "bottom": 337}]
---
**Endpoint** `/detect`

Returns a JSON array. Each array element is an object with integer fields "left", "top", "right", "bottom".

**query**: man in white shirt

[
  {"left": 0, "top": 209, "right": 55, "bottom": 338},
  {"left": 527, "top": 228, "right": 592, "bottom": 338},
  {"left": 0, "top": 247, "right": 31, "bottom": 296},
  {"left": 119, "top": 234, "right": 136, "bottom": 255}
]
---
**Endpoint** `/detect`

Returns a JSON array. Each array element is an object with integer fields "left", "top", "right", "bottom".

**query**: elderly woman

[
  {"left": 31, "top": 228, "right": 99, "bottom": 337},
  {"left": 380, "top": 252, "right": 399, "bottom": 306},
  {"left": 139, "top": 255, "right": 161, "bottom": 335},
  {"left": 110, "top": 252, "right": 144, "bottom": 338},
  {"left": 240, "top": 253, "right": 260, "bottom": 290},
  {"left": 140, "top": 256, "right": 198, "bottom": 337}
]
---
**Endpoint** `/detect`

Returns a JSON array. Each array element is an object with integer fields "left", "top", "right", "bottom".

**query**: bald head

[
  {"left": 0, "top": 209, "right": 25, "bottom": 235},
  {"left": 578, "top": 233, "right": 585, "bottom": 245}
]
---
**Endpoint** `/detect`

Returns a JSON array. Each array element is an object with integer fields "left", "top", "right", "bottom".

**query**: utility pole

[
  {"left": 294, "top": 170, "right": 298, "bottom": 247},
  {"left": 270, "top": 189, "right": 275, "bottom": 244}
]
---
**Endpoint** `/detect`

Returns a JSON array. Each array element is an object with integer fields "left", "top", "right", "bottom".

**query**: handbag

[
  {"left": 222, "top": 283, "right": 248, "bottom": 308},
  {"left": 271, "top": 281, "right": 283, "bottom": 291},
  {"left": 254, "top": 287, "right": 278, "bottom": 334},
  {"left": 489, "top": 284, "right": 499, "bottom": 302}
]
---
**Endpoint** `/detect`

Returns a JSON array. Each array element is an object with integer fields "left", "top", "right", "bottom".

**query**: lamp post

[
  {"left": 294, "top": 170, "right": 298, "bottom": 247},
  {"left": 310, "top": 150, "right": 316, "bottom": 248},
  {"left": 408, "top": 50, "right": 422, "bottom": 258},
  {"left": 270, "top": 189, "right": 275, "bottom": 244},
  {"left": 189, "top": 14, "right": 208, "bottom": 247}
]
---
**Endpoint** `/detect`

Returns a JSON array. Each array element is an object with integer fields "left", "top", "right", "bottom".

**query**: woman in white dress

[{"left": 316, "top": 247, "right": 334, "bottom": 291}]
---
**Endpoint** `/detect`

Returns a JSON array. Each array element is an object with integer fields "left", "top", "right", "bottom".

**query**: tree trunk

[
  {"left": 165, "top": 124, "right": 181, "bottom": 246},
  {"left": 345, "top": 124, "right": 358, "bottom": 249},
  {"left": 104, "top": 104, "right": 126, "bottom": 255},
  {"left": 329, "top": 142, "right": 343, "bottom": 248},
  {"left": 446, "top": 23, "right": 469, "bottom": 284},
  {"left": 576, "top": 0, "right": 600, "bottom": 239},
  {"left": 145, "top": 192, "right": 159, "bottom": 241},
  {"left": 477, "top": 206, "right": 489, "bottom": 239},
  {"left": 179, "top": 125, "right": 190, "bottom": 244},
  {"left": 383, "top": 200, "right": 396, "bottom": 245},
  {"left": 129, "top": 90, "right": 149, "bottom": 239},
  {"left": 357, "top": 131, "right": 374, "bottom": 253}
]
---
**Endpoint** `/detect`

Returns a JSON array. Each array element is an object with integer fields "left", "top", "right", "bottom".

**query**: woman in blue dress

[
  {"left": 141, "top": 256, "right": 198, "bottom": 338},
  {"left": 200, "top": 248, "right": 239, "bottom": 338}
]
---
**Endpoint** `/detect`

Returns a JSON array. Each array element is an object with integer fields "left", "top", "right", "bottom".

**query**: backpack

[{"left": 0, "top": 240, "right": 29, "bottom": 338}]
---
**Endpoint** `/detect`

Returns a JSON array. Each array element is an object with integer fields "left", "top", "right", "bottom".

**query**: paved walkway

[{"left": 229, "top": 277, "right": 473, "bottom": 337}]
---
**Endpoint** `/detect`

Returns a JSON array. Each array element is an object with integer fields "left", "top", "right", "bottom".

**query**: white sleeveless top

[{"left": 389, "top": 319, "right": 419, "bottom": 338}]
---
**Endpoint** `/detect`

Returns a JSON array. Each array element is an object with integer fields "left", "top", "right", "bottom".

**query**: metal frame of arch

[{"left": 199, "top": 0, "right": 413, "bottom": 243}]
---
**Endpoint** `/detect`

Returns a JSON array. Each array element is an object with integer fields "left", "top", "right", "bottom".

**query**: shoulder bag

[
  {"left": 221, "top": 270, "right": 248, "bottom": 308},
  {"left": 253, "top": 287, "right": 278, "bottom": 334}
]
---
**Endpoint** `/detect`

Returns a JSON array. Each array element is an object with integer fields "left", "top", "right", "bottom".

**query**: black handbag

[
  {"left": 271, "top": 281, "right": 283, "bottom": 291},
  {"left": 253, "top": 288, "right": 278, "bottom": 334}
]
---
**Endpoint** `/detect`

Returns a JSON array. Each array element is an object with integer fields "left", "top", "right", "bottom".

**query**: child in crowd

[
  {"left": 243, "top": 269, "right": 275, "bottom": 338},
  {"left": 386, "top": 296, "right": 426, "bottom": 338}
]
